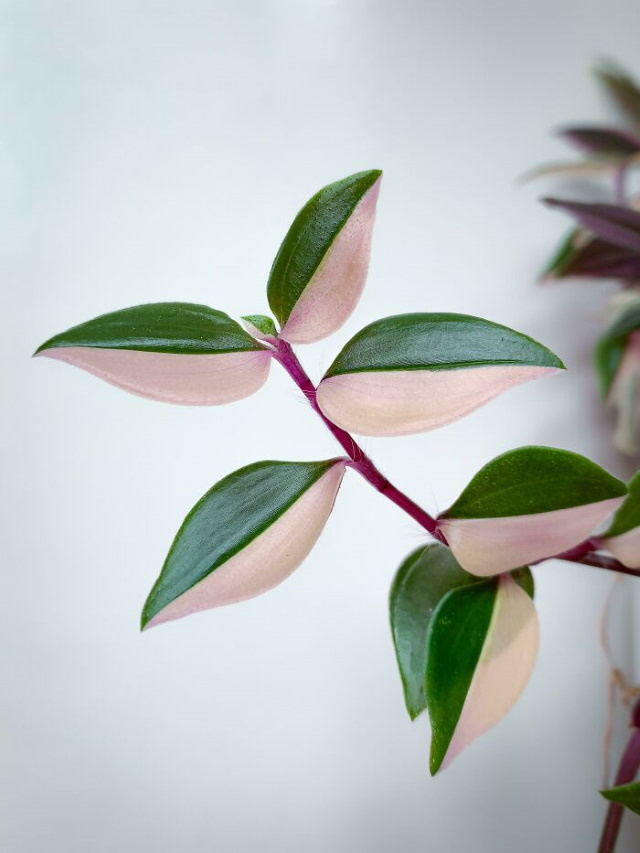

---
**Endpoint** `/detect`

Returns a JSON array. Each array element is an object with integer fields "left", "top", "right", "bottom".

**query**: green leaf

[
  {"left": 444, "top": 446, "right": 627, "bottom": 520},
  {"left": 601, "top": 781, "right": 640, "bottom": 815},
  {"left": 323, "top": 313, "right": 564, "bottom": 377},
  {"left": 36, "top": 302, "right": 263, "bottom": 355},
  {"left": 267, "top": 170, "right": 381, "bottom": 328},
  {"left": 603, "top": 472, "right": 640, "bottom": 536},
  {"left": 142, "top": 459, "right": 343, "bottom": 629},
  {"left": 389, "top": 544, "right": 533, "bottom": 720},
  {"left": 426, "top": 580, "right": 498, "bottom": 773}
]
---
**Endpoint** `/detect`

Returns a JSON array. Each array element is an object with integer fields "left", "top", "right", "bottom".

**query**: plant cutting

[{"left": 35, "top": 169, "right": 640, "bottom": 850}]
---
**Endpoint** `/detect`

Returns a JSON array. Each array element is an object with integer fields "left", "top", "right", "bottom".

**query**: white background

[{"left": 3, "top": 1, "right": 640, "bottom": 851}]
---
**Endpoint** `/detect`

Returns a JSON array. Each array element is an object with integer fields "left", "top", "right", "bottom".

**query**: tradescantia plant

[{"left": 35, "top": 170, "right": 640, "bottom": 848}]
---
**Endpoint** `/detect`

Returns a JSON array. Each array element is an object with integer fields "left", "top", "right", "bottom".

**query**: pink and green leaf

[
  {"left": 426, "top": 574, "right": 539, "bottom": 774},
  {"left": 316, "top": 313, "right": 563, "bottom": 436},
  {"left": 35, "top": 302, "right": 272, "bottom": 405},
  {"left": 141, "top": 459, "right": 345, "bottom": 629},
  {"left": 267, "top": 170, "right": 382, "bottom": 344},
  {"left": 438, "top": 446, "right": 626, "bottom": 576}
]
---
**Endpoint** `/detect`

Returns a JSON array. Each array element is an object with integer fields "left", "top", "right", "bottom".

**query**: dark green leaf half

[
  {"left": 267, "top": 170, "right": 382, "bottom": 326},
  {"left": 603, "top": 471, "right": 640, "bottom": 536},
  {"left": 389, "top": 544, "right": 533, "bottom": 720},
  {"left": 36, "top": 303, "right": 263, "bottom": 355},
  {"left": 601, "top": 781, "right": 640, "bottom": 815},
  {"left": 426, "top": 580, "right": 498, "bottom": 774},
  {"left": 323, "top": 313, "right": 564, "bottom": 378},
  {"left": 443, "top": 446, "right": 627, "bottom": 520},
  {"left": 142, "top": 459, "right": 337, "bottom": 628}
]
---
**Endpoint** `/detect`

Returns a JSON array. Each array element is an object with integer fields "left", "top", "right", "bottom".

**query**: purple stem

[
  {"left": 599, "top": 702, "right": 640, "bottom": 853},
  {"left": 273, "top": 338, "right": 440, "bottom": 537},
  {"left": 272, "top": 338, "right": 640, "bottom": 578}
]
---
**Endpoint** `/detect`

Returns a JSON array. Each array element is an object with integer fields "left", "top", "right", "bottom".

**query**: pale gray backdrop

[{"left": 3, "top": 1, "right": 640, "bottom": 851}]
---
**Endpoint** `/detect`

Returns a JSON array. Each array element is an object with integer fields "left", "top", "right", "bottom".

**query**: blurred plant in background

[{"left": 534, "top": 61, "right": 640, "bottom": 455}]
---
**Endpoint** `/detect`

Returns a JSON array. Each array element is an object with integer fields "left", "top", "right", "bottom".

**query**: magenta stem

[
  {"left": 599, "top": 703, "right": 640, "bottom": 853},
  {"left": 273, "top": 338, "right": 440, "bottom": 536},
  {"left": 272, "top": 337, "right": 640, "bottom": 578}
]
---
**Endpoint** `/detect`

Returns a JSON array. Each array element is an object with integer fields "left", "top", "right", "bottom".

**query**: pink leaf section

[
  {"left": 441, "top": 575, "right": 539, "bottom": 770},
  {"left": 280, "top": 177, "right": 381, "bottom": 344},
  {"left": 316, "top": 365, "right": 558, "bottom": 436},
  {"left": 145, "top": 463, "right": 345, "bottom": 629},
  {"left": 36, "top": 347, "right": 272, "bottom": 405},
  {"left": 603, "top": 528, "right": 640, "bottom": 568},
  {"left": 438, "top": 497, "right": 624, "bottom": 576}
]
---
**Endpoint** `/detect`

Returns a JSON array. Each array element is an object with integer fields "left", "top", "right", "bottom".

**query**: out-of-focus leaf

[
  {"left": 316, "top": 313, "right": 563, "bottom": 436},
  {"left": 595, "top": 302, "right": 640, "bottom": 396},
  {"left": 559, "top": 238, "right": 640, "bottom": 280},
  {"left": 437, "top": 446, "right": 627, "bottom": 576},
  {"left": 602, "top": 472, "right": 640, "bottom": 566},
  {"left": 35, "top": 303, "right": 272, "bottom": 405},
  {"left": 596, "top": 61, "right": 640, "bottom": 133},
  {"left": 267, "top": 170, "right": 382, "bottom": 343},
  {"left": 142, "top": 459, "right": 346, "bottom": 629},
  {"left": 540, "top": 228, "right": 584, "bottom": 280},
  {"left": 557, "top": 125, "right": 640, "bottom": 157},
  {"left": 545, "top": 198, "right": 640, "bottom": 253},
  {"left": 426, "top": 575, "right": 539, "bottom": 774}
]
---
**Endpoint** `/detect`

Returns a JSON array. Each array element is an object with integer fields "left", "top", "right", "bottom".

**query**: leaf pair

[{"left": 390, "top": 544, "right": 537, "bottom": 773}]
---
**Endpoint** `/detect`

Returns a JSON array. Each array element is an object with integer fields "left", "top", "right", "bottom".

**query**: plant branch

[
  {"left": 598, "top": 701, "right": 640, "bottom": 853},
  {"left": 559, "top": 551, "right": 640, "bottom": 580},
  {"left": 273, "top": 338, "right": 440, "bottom": 537}
]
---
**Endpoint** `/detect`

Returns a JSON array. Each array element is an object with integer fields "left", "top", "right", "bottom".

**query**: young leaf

[
  {"left": 35, "top": 303, "right": 272, "bottom": 405},
  {"left": 267, "top": 170, "right": 382, "bottom": 344},
  {"left": 557, "top": 125, "right": 640, "bottom": 157},
  {"left": 601, "top": 782, "right": 640, "bottom": 816},
  {"left": 602, "top": 472, "right": 640, "bottom": 567},
  {"left": 142, "top": 459, "right": 346, "bottom": 629},
  {"left": 426, "top": 574, "right": 539, "bottom": 774},
  {"left": 544, "top": 199, "right": 640, "bottom": 254},
  {"left": 241, "top": 314, "right": 278, "bottom": 340},
  {"left": 437, "top": 446, "right": 626, "bottom": 576},
  {"left": 316, "top": 313, "right": 564, "bottom": 436},
  {"left": 389, "top": 544, "right": 533, "bottom": 720}
]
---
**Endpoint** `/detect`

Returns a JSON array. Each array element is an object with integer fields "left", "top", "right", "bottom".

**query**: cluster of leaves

[
  {"left": 535, "top": 61, "right": 640, "bottom": 456},
  {"left": 36, "top": 169, "right": 640, "bottom": 794}
]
